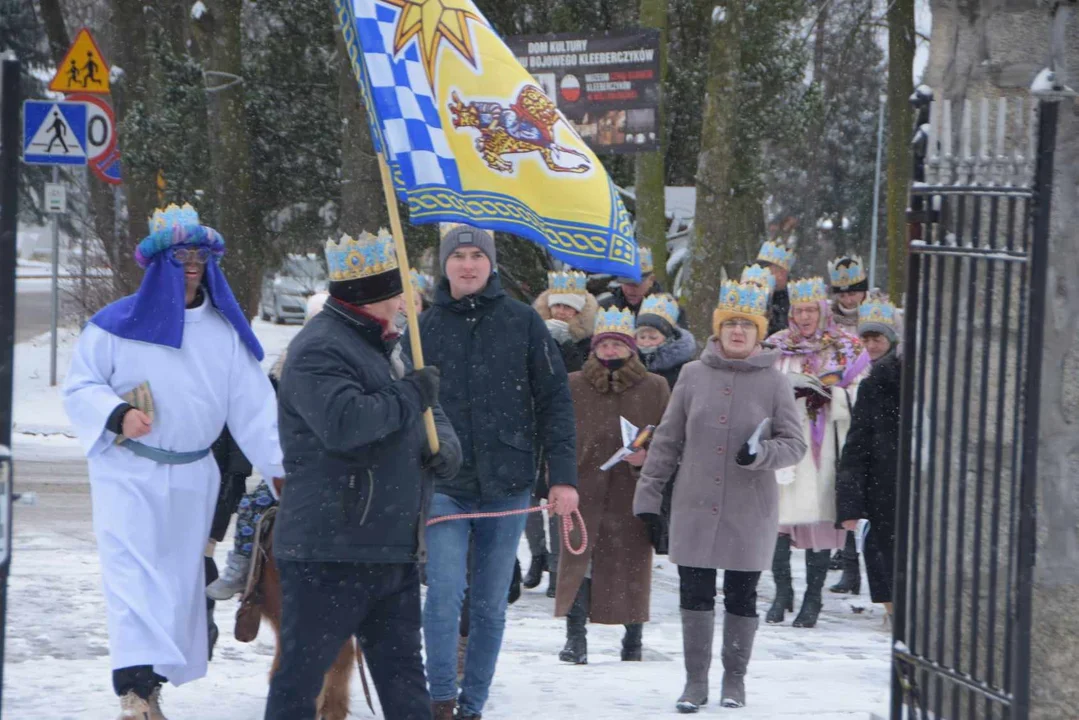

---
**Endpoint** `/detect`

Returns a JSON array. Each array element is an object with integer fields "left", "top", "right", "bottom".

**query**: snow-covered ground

[{"left": 5, "top": 320, "right": 893, "bottom": 718}]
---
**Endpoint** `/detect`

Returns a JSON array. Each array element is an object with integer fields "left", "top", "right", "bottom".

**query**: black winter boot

[
  {"left": 522, "top": 554, "right": 547, "bottom": 589},
  {"left": 621, "top": 623, "right": 643, "bottom": 661},
  {"left": 829, "top": 533, "right": 861, "bottom": 594},
  {"left": 765, "top": 535, "right": 794, "bottom": 624},
  {"left": 508, "top": 559, "right": 522, "bottom": 605},
  {"left": 793, "top": 550, "right": 830, "bottom": 628},
  {"left": 546, "top": 569, "right": 558, "bottom": 598},
  {"left": 559, "top": 580, "right": 589, "bottom": 664}
]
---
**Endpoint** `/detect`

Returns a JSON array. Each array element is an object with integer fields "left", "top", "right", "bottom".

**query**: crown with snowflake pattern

[
  {"left": 858, "top": 295, "right": 899, "bottom": 336},
  {"left": 593, "top": 307, "right": 636, "bottom": 339},
  {"left": 756, "top": 240, "right": 796, "bottom": 271},
  {"left": 638, "top": 293, "right": 680, "bottom": 328},
  {"left": 828, "top": 255, "right": 868, "bottom": 291},
  {"left": 740, "top": 264, "right": 776, "bottom": 295},
  {"left": 410, "top": 269, "right": 434, "bottom": 293},
  {"left": 717, "top": 280, "right": 769, "bottom": 317},
  {"left": 325, "top": 229, "right": 399, "bottom": 282},
  {"left": 547, "top": 270, "right": 588, "bottom": 295},
  {"left": 788, "top": 276, "right": 829, "bottom": 305}
]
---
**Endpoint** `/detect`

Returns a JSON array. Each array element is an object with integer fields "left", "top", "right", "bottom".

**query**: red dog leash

[{"left": 426, "top": 505, "right": 588, "bottom": 555}]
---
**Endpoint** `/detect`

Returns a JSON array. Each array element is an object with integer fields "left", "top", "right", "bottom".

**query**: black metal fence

[{"left": 891, "top": 95, "right": 1059, "bottom": 720}]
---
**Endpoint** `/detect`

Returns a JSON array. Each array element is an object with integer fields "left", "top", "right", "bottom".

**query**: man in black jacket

[
  {"left": 415, "top": 225, "right": 579, "bottom": 720},
  {"left": 265, "top": 231, "right": 462, "bottom": 720}
]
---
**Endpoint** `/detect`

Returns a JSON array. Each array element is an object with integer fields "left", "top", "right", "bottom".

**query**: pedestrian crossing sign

[
  {"left": 48, "top": 28, "right": 111, "bottom": 95},
  {"left": 23, "top": 100, "right": 88, "bottom": 166}
]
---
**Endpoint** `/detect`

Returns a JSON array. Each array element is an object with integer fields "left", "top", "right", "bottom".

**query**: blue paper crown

[
  {"left": 858, "top": 296, "right": 898, "bottom": 328},
  {"left": 756, "top": 240, "right": 796, "bottom": 271},
  {"left": 325, "top": 229, "right": 399, "bottom": 282},
  {"left": 594, "top": 307, "right": 636, "bottom": 338},
  {"left": 740, "top": 264, "right": 776, "bottom": 294},
  {"left": 547, "top": 270, "right": 588, "bottom": 294},
  {"left": 717, "top": 280, "right": 769, "bottom": 316},
  {"left": 639, "top": 293, "right": 680, "bottom": 328},
  {"left": 638, "top": 246, "right": 654, "bottom": 274},
  {"left": 828, "top": 255, "right": 867, "bottom": 289},
  {"left": 788, "top": 276, "right": 829, "bottom": 305},
  {"left": 135, "top": 202, "right": 225, "bottom": 269},
  {"left": 410, "top": 269, "right": 433, "bottom": 293}
]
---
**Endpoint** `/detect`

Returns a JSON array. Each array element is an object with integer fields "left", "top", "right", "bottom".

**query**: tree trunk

[
  {"left": 634, "top": 0, "right": 668, "bottom": 286},
  {"left": 332, "top": 14, "right": 388, "bottom": 235},
  {"left": 685, "top": 0, "right": 740, "bottom": 335},
  {"left": 192, "top": 0, "right": 263, "bottom": 318},
  {"left": 884, "top": 0, "right": 914, "bottom": 300}
]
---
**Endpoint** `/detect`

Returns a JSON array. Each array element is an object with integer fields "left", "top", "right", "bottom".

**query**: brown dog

[{"left": 235, "top": 507, "right": 371, "bottom": 720}]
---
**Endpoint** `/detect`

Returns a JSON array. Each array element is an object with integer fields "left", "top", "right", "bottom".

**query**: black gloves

[
  {"left": 405, "top": 366, "right": 441, "bottom": 409},
  {"left": 736, "top": 441, "right": 757, "bottom": 467},
  {"left": 424, "top": 448, "right": 456, "bottom": 480},
  {"left": 636, "top": 512, "right": 668, "bottom": 553}
]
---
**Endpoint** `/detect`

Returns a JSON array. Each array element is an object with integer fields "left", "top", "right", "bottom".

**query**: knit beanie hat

[{"left": 439, "top": 224, "right": 497, "bottom": 273}]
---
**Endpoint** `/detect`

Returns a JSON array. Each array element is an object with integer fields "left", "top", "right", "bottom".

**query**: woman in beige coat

[{"left": 634, "top": 280, "right": 806, "bottom": 713}]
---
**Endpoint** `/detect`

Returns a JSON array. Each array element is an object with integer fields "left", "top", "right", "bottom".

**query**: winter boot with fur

[
  {"left": 147, "top": 687, "right": 168, "bottom": 720},
  {"left": 621, "top": 623, "right": 643, "bottom": 661},
  {"left": 765, "top": 535, "right": 794, "bottom": 624},
  {"left": 206, "top": 550, "right": 250, "bottom": 601},
  {"left": 559, "top": 579, "right": 589, "bottom": 664},
  {"left": 720, "top": 614, "right": 758, "bottom": 708},
  {"left": 829, "top": 533, "right": 861, "bottom": 595},
  {"left": 793, "top": 550, "right": 831, "bottom": 628},
  {"left": 118, "top": 691, "right": 151, "bottom": 720},
  {"left": 676, "top": 608, "right": 714, "bottom": 713}
]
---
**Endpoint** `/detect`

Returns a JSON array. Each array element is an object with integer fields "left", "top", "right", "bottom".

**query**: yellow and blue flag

[{"left": 332, "top": 0, "right": 640, "bottom": 279}]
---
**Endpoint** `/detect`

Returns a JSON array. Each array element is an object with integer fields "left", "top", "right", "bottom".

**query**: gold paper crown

[
  {"left": 858, "top": 296, "right": 899, "bottom": 329},
  {"left": 638, "top": 246, "right": 653, "bottom": 275},
  {"left": 547, "top": 270, "right": 588, "bottom": 294},
  {"left": 149, "top": 202, "right": 200, "bottom": 232},
  {"left": 828, "top": 255, "right": 868, "bottom": 289},
  {"left": 638, "top": 293, "right": 680, "bottom": 328},
  {"left": 756, "top": 240, "right": 796, "bottom": 271},
  {"left": 325, "top": 229, "right": 399, "bottom": 282},
  {"left": 594, "top": 307, "right": 636, "bottom": 338},
  {"left": 788, "top": 276, "right": 829, "bottom": 305},
  {"left": 716, "top": 280, "right": 769, "bottom": 317},
  {"left": 740, "top": 264, "right": 776, "bottom": 294}
]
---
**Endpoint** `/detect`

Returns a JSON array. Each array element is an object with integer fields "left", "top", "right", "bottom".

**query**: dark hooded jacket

[
  {"left": 640, "top": 327, "right": 698, "bottom": 389},
  {"left": 413, "top": 275, "right": 578, "bottom": 500}
]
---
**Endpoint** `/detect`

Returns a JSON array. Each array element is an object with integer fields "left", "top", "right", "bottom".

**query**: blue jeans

[{"left": 423, "top": 491, "right": 530, "bottom": 715}]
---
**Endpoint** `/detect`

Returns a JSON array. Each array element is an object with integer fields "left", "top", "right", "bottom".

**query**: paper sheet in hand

[
  {"left": 747, "top": 418, "right": 771, "bottom": 456},
  {"left": 599, "top": 417, "right": 655, "bottom": 471},
  {"left": 115, "top": 381, "right": 154, "bottom": 444},
  {"left": 854, "top": 518, "right": 871, "bottom": 554}
]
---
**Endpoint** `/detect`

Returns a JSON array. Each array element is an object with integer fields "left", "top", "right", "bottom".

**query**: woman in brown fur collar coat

[{"left": 554, "top": 307, "right": 670, "bottom": 665}]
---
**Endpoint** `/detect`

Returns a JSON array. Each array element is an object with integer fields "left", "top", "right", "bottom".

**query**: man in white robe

[{"left": 63, "top": 204, "right": 282, "bottom": 720}]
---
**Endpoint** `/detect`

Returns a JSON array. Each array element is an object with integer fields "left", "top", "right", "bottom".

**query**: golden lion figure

[{"left": 448, "top": 86, "right": 591, "bottom": 174}]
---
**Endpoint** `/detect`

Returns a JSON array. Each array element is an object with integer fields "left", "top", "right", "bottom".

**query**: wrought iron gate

[{"left": 890, "top": 94, "right": 1061, "bottom": 720}]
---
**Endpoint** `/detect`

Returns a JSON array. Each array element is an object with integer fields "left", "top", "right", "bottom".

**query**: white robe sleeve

[
  {"left": 226, "top": 335, "right": 285, "bottom": 486},
  {"left": 62, "top": 323, "right": 125, "bottom": 457}
]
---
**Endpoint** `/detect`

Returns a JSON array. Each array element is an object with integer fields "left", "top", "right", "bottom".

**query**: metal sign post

[{"left": 49, "top": 166, "right": 61, "bottom": 386}]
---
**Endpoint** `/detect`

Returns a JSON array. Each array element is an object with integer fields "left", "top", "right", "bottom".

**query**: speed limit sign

[
  {"left": 67, "top": 93, "right": 115, "bottom": 162},
  {"left": 67, "top": 93, "right": 121, "bottom": 184}
]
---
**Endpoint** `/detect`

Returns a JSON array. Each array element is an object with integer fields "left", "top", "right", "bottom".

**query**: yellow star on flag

[{"left": 383, "top": 0, "right": 484, "bottom": 84}]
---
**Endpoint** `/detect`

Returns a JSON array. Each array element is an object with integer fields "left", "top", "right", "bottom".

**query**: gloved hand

[
  {"left": 736, "top": 441, "right": 757, "bottom": 467},
  {"left": 424, "top": 448, "right": 456, "bottom": 480},
  {"left": 636, "top": 512, "right": 668, "bottom": 552},
  {"left": 405, "top": 366, "right": 441, "bottom": 409},
  {"left": 545, "top": 318, "right": 572, "bottom": 344}
]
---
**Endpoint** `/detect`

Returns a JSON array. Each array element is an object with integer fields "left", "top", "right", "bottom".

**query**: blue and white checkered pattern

[{"left": 352, "top": 0, "right": 462, "bottom": 191}]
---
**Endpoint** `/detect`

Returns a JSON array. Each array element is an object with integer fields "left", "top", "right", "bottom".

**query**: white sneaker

[{"left": 206, "top": 550, "right": 250, "bottom": 600}]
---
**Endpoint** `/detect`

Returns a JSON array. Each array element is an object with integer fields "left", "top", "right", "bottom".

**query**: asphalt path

[{"left": 14, "top": 278, "right": 78, "bottom": 343}]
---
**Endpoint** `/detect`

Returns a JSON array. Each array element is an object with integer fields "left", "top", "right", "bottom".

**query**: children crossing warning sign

[{"left": 48, "top": 28, "right": 110, "bottom": 95}]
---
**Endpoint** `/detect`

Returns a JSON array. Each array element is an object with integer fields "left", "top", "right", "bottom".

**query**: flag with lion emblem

[{"left": 331, "top": 0, "right": 641, "bottom": 279}]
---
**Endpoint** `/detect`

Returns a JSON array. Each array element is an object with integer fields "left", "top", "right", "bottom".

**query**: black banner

[{"left": 505, "top": 29, "right": 661, "bottom": 154}]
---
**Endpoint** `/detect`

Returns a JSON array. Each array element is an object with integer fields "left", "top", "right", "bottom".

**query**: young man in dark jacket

[
  {"left": 835, "top": 296, "right": 901, "bottom": 617},
  {"left": 415, "top": 225, "right": 579, "bottom": 720},
  {"left": 265, "top": 231, "right": 462, "bottom": 720}
]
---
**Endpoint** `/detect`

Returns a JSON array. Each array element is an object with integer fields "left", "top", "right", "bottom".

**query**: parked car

[{"left": 259, "top": 254, "right": 328, "bottom": 324}]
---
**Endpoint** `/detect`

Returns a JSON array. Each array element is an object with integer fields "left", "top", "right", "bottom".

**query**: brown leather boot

[{"left": 432, "top": 699, "right": 457, "bottom": 720}]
